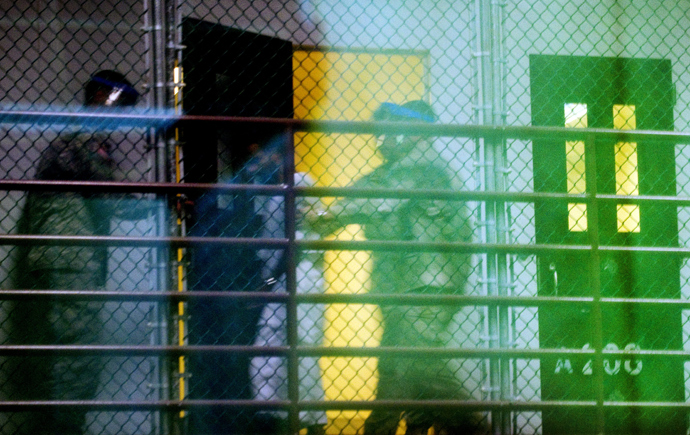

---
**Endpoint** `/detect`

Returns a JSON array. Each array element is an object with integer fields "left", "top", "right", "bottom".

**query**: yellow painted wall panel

[{"left": 293, "top": 49, "right": 427, "bottom": 433}]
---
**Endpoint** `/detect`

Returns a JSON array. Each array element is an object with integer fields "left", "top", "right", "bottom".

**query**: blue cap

[{"left": 373, "top": 102, "right": 436, "bottom": 123}]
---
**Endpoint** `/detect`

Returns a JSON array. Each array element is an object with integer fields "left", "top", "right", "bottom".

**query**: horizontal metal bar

[
  {"left": 295, "top": 347, "right": 690, "bottom": 360},
  {"left": 295, "top": 399, "right": 690, "bottom": 411},
  {"left": 5, "top": 182, "right": 690, "bottom": 210},
  {"left": 6, "top": 181, "right": 690, "bottom": 209},
  {"left": 597, "top": 245, "right": 690, "bottom": 255},
  {"left": 170, "top": 117, "right": 690, "bottom": 143},
  {"left": 3, "top": 111, "right": 690, "bottom": 143},
  {"left": 0, "top": 345, "right": 628, "bottom": 359},
  {"left": 2, "top": 344, "right": 690, "bottom": 362},
  {"left": 2, "top": 291, "right": 689, "bottom": 309},
  {"left": 24, "top": 294, "right": 690, "bottom": 313},
  {"left": 299, "top": 240, "right": 690, "bottom": 256},
  {"left": 0, "top": 234, "right": 289, "bottom": 249},
  {"left": 0, "top": 399, "right": 594, "bottom": 412},
  {"left": 4, "top": 234, "right": 690, "bottom": 256},
  {"left": 0, "top": 399, "right": 293, "bottom": 412},
  {"left": 599, "top": 297, "right": 690, "bottom": 306},
  {"left": 0, "top": 235, "right": 592, "bottom": 256},
  {"left": 5, "top": 234, "right": 690, "bottom": 260},
  {"left": 0, "top": 180, "right": 580, "bottom": 202},
  {"left": 299, "top": 294, "right": 690, "bottom": 308},
  {"left": 0, "top": 290, "right": 286, "bottom": 302},
  {"left": 302, "top": 186, "right": 586, "bottom": 202},
  {"left": 294, "top": 44, "right": 430, "bottom": 57},
  {"left": 3, "top": 398, "right": 690, "bottom": 412},
  {"left": 0, "top": 345, "right": 283, "bottom": 357},
  {"left": 0, "top": 179, "right": 287, "bottom": 195},
  {"left": 298, "top": 240, "right": 590, "bottom": 255},
  {"left": 0, "top": 110, "right": 175, "bottom": 128},
  {"left": 0, "top": 180, "right": 593, "bottom": 202},
  {"left": 0, "top": 180, "right": 584, "bottom": 201},
  {"left": 595, "top": 193, "right": 690, "bottom": 205}
]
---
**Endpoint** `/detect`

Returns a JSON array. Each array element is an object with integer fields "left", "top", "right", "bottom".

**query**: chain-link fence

[{"left": 3, "top": 1, "right": 690, "bottom": 434}]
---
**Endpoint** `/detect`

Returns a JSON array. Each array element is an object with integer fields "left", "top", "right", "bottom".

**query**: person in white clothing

[{"left": 250, "top": 164, "right": 327, "bottom": 435}]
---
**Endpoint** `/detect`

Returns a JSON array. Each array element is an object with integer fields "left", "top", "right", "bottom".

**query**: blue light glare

[{"left": 0, "top": 104, "right": 178, "bottom": 131}]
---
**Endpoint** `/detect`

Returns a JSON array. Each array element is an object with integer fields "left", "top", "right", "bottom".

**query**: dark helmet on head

[
  {"left": 372, "top": 100, "right": 437, "bottom": 123},
  {"left": 84, "top": 70, "right": 139, "bottom": 107}
]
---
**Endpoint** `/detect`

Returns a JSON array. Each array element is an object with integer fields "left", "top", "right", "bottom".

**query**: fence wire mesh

[{"left": 3, "top": 1, "right": 690, "bottom": 435}]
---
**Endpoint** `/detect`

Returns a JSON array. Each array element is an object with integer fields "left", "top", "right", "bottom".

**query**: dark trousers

[
  {"left": 186, "top": 297, "right": 263, "bottom": 435},
  {"left": 10, "top": 269, "right": 102, "bottom": 435},
  {"left": 364, "top": 305, "right": 486, "bottom": 435}
]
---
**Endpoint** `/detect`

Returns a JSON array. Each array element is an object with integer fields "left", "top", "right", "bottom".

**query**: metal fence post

[
  {"left": 284, "top": 126, "right": 301, "bottom": 435},
  {"left": 474, "top": 0, "right": 511, "bottom": 433},
  {"left": 584, "top": 133, "right": 605, "bottom": 434},
  {"left": 144, "top": 0, "right": 173, "bottom": 432}
]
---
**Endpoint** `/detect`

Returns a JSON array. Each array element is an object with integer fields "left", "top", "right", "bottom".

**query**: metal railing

[{"left": 2, "top": 112, "right": 690, "bottom": 434}]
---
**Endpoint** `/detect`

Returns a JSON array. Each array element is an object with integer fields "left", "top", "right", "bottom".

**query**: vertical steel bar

[
  {"left": 150, "top": 0, "right": 171, "bottom": 433},
  {"left": 168, "top": 0, "right": 186, "bottom": 431},
  {"left": 284, "top": 128, "right": 300, "bottom": 435},
  {"left": 142, "top": 1, "right": 167, "bottom": 433},
  {"left": 475, "top": 0, "right": 512, "bottom": 433},
  {"left": 470, "top": 0, "right": 491, "bottom": 406},
  {"left": 473, "top": 1, "right": 500, "bottom": 432},
  {"left": 494, "top": 166, "right": 512, "bottom": 435},
  {"left": 167, "top": 22, "right": 185, "bottom": 422},
  {"left": 491, "top": 2, "right": 512, "bottom": 434},
  {"left": 141, "top": 1, "right": 156, "bottom": 433},
  {"left": 585, "top": 133, "right": 606, "bottom": 434}
]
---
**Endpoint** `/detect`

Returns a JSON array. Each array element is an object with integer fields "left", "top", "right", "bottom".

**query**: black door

[
  {"left": 181, "top": 17, "right": 294, "bottom": 182},
  {"left": 181, "top": 18, "right": 294, "bottom": 435},
  {"left": 531, "top": 55, "right": 683, "bottom": 434}
]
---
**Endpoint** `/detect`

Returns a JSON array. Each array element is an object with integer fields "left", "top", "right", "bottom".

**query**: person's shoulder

[
  {"left": 45, "top": 129, "right": 87, "bottom": 153},
  {"left": 348, "top": 165, "right": 387, "bottom": 187},
  {"left": 36, "top": 130, "right": 102, "bottom": 179},
  {"left": 391, "top": 161, "right": 451, "bottom": 185},
  {"left": 59, "top": 130, "right": 103, "bottom": 147}
]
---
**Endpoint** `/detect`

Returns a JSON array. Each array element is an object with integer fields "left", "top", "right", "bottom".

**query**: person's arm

[
  {"left": 444, "top": 200, "right": 473, "bottom": 292},
  {"left": 304, "top": 170, "right": 401, "bottom": 236},
  {"left": 109, "top": 195, "right": 156, "bottom": 221}
]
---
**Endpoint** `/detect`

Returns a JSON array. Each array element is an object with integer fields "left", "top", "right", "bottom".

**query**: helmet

[
  {"left": 372, "top": 100, "right": 437, "bottom": 162},
  {"left": 372, "top": 100, "right": 437, "bottom": 123},
  {"left": 84, "top": 70, "right": 139, "bottom": 107}
]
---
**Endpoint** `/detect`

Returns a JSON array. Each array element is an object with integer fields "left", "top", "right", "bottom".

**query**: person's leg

[
  {"left": 188, "top": 301, "right": 261, "bottom": 435},
  {"left": 363, "top": 408, "right": 402, "bottom": 435},
  {"left": 8, "top": 299, "right": 52, "bottom": 435},
  {"left": 46, "top": 271, "right": 102, "bottom": 435},
  {"left": 10, "top": 269, "right": 102, "bottom": 435},
  {"left": 250, "top": 302, "right": 289, "bottom": 434},
  {"left": 363, "top": 352, "right": 408, "bottom": 435},
  {"left": 415, "top": 362, "right": 487, "bottom": 435},
  {"left": 363, "top": 306, "right": 409, "bottom": 435}
]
